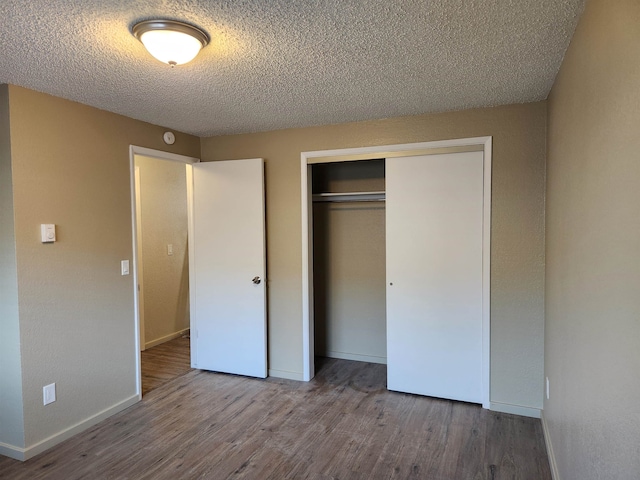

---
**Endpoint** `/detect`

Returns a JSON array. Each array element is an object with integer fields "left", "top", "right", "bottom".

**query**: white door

[
  {"left": 190, "top": 158, "right": 267, "bottom": 378},
  {"left": 386, "top": 151, "right": 484, "bottom": 403}
]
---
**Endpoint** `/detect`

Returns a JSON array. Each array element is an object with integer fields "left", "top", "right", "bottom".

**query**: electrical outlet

[
  {"left": 43, "top": 383, "right": 56, "bottom": 405},
  {"left": 546, "top": 377, "right": 550, "bottom": 400}
]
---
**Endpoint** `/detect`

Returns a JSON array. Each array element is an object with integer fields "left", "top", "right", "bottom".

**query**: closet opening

[
  {"left": 311, "top": 160, "right": 386, "bottom": 380},
  {"left": 301, "top": 138, "right": 492, "bottom": 409}
]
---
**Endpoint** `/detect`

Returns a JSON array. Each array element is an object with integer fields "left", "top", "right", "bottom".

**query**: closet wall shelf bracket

[{"left": 312, "top": 191, "right": 386, "bottom": 203}]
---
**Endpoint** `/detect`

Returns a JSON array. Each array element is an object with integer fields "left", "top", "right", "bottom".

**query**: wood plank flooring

[
  {"left": 0, "top": 342, "right": 551, "bottom": 480},
  {"left": 141, "top": 336, "right": 192, "bottom": 395}
]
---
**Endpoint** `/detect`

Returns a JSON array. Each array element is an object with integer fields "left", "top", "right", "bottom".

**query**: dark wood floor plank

[{"left": 0, "top": 344, "right": 551, "bottom": 480}]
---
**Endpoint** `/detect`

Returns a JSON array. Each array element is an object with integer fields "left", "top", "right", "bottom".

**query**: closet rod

[{"left": 312, "top": 191, "right": 386, "bottom": 203}]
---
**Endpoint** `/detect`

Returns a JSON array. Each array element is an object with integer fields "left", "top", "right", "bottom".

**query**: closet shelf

[{"left": 312, "top": 191, "right": 386, "bottom": 203}]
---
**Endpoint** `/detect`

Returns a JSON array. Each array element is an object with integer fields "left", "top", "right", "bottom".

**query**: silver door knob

[{"left": 252, "top": 276, "right": 261, "bottom": 284}]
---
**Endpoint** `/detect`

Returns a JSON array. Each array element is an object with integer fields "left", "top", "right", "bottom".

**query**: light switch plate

[
  {"left": 546, "top": 377, "right": 550, "bottom": 400},
  {"left": 41, "top": 224, "right": 56, "bottom": 243},
  {"left": 121, "top": 260, "right": 130, "bottom": 276},
  {"left": 43, "top": 383, "right": 56, "bottom": 405}
]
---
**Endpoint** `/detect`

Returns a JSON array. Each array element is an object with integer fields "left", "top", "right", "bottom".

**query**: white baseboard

[
  {"left": 0, "top": 441, "right": 25, "bottom": 461},
  {"left": 489, "top": 401, "right": 541, "bottom": 418},
  {"left": 541, "top": 412, "right": 560, "bottom": 480},
  {"left": 1, "top": 394, "right": 140, "bottom": 462},
  {"left": 323, "top": 351, "right": 387, "bottom": 365},
  {"left": 268, "top": 369, "right": 304, "bottom": 381},
  {"left": 145, "top": 328, "right": 190, "bottom": 349}
]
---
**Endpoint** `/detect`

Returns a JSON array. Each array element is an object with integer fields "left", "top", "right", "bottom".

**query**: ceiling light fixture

[{"left": 132, "top": 20, "right": 209, "bottom": 66}]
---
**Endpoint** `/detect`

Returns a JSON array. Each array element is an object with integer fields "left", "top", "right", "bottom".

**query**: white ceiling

[{"left": 0, "top": 0, "right": 585, "bottom": 137}]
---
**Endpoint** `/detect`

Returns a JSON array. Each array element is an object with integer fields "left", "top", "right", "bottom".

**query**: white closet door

[
  {"left": 386, "top": 151, "right": 484, "bottom": 403},
  {"left": 190, "top": 158, "right": 267, "bottom": 378}
]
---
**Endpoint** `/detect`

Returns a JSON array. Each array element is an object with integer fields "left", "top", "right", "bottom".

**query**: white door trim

[
  {"left": 300, "top": 136, "right": 492, "bottom": 409},
  {"left": 134, "top": 166, "right": 145, "bottom": 352},
  {"left": 129, "top": 145, "right": 199, "bottom": 398}
]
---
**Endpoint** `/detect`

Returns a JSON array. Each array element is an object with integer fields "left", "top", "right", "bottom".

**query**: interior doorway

[{"left": 129, "top": 146, "right": 199, "bottom": 396}]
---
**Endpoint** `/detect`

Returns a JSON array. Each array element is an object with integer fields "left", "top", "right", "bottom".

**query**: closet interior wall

[{"left": 312, "top": 160, "right": 387, "bottom": 365}]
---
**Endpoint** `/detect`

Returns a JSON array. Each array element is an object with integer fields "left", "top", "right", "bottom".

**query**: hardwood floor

[
  {"left": 141, "top": 335, "right": 192, "bottom": 395},
  {"left": 0, "top": 344, "right": 551, "bottom": 480}
]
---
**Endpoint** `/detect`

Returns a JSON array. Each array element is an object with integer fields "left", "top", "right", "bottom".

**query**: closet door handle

[{"left": 252, "top": 276, "right": 261, "bottom": 284}]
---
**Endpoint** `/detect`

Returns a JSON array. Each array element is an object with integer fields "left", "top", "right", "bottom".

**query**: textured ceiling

[{"left": 0, "top": 0, "right": 585, "bottom": 137}]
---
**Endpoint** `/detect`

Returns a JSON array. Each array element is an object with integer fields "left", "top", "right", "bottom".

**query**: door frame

[
  {"left": 129, "top": 145, "right": 200, "bottom": 398},
  {"left": 134, "top": 166, "right": 145, "bottom": 352},
  {"left": 300, "top": 136, "right": 492, "bottom": 409}
]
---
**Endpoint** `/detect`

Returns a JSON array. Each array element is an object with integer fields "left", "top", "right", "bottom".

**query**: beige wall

[
  {"left": 0, "top": 84, "right": 26, "bottom": 451},
  {"left": 545, "top": 1, "right": 640, "bottom": 478},
  {"left": 4, "top": 85, "right": 199, "bottom": 457},
  {"left": 135, "top": 156, "right": 190, "bottom": 347},
  {"left": 201, "top": 102, "right": 547, "bottom": 411},
  {"left": 313, "top": 161, "right": 386, "bottom": 363}
]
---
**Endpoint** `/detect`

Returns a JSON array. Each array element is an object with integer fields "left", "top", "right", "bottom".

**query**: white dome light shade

[
  {"left": 139, "top": 30, "right": 202, "bottom": 65},
  {"left": 132, "top": 20, "right": 209, "bottom": 66}
]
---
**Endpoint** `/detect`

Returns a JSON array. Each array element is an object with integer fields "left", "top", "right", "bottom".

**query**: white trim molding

[
  {"left": 542, "top": 412, "right": 561, "bottom": 480},
  {"left": 324, "top": 351, "right": 387, "bottom": 365},
  {"left": 489, "top": 401, "right": 542, "bottom": 419},
  {"left": 268, "top": 369, "right": 305, "bottom": 381},
  {"left": 145, "top": 328, "right": 190, "bottom": 350},
  {"left": 0, "top": 395, "right": 139, "bottom": 461},
  {"left": 300, "top": 137, "right": 492, "bottom": 409}
]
